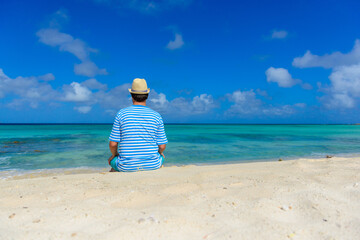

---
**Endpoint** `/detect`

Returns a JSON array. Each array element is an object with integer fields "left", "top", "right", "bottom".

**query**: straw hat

[{"left": 128, "top": 78, "right": 150, "bottom": 94}]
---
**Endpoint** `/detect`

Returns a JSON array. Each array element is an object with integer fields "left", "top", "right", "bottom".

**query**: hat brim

[{"left": 128, "top": 88, "right": 150, "bottom": 94}]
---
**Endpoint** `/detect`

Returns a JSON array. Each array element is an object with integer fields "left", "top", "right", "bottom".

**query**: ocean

[{"left": 1, "top": 124, "right": 360, "bottom": 177}]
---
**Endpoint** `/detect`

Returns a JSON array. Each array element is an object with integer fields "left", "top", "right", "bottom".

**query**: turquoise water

[{"left": 0, "top": 124, "right": 360, "bottom": 174}]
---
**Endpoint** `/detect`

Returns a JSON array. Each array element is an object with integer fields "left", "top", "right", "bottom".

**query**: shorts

[{"left": 110, "top": 155, "right": 164, "bottom": 172}]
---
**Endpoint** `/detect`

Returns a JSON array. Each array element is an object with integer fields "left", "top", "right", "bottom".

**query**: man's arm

[
  {"left": 158, "top": 144, "right": 166, "bottom": 158},
  {"left": 108, "top": 141, "right": 119, "bottom": 165}
]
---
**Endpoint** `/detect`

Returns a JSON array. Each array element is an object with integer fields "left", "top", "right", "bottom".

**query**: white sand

[{"left": 0, "top": 157, "right": 359, "bottom": 240}]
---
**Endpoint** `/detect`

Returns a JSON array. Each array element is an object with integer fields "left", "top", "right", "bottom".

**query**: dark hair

[{"left": 131, "top": 93, "right": 148, "bottom": 102}]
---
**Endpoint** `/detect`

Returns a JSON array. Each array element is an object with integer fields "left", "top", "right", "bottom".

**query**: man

[{"left": 108, "top": 78, "right": 168, "bottom": 172}]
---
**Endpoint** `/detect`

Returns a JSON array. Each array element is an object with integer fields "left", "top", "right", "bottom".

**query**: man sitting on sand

[{"left": 108, "top": 78, "right": 168, "bottom": 172}]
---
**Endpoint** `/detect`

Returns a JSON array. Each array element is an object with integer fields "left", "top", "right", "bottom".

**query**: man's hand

[
  {"left": 158, "top": 144, "right": 166, "bottom": 159},
  {"left": 108, "top": 155, "right": 118, "bottom": 165},
  {"left": 108, "top": 141, "right": 119, "bottom": 166}
]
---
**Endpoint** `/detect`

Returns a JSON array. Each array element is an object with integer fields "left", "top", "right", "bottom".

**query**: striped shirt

[{"left": 109, "top": 105, "right": 168, "bottom": 172}]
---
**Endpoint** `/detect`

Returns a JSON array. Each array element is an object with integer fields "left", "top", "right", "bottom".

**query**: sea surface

[{"left": 1, "top": 124, "right": 360, "bottom": 176}]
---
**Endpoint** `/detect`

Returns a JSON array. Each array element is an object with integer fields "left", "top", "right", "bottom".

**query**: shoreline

[
  {"left": 2, "top": 153, "right": 360, "bottom": 180},
  {"left": 1, "top": 156, "right": 359, "bottom": 239},
  {"left": 1, "top": 123, "right": 359, "bottom": 125}
]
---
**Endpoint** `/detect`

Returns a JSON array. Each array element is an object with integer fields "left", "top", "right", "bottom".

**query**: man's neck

[{"left": 133, "top": 101, "right": 146, "bottom": 106}]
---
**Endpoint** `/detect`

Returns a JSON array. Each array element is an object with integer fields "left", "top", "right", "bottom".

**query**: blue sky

[{"left": 1, "top": 0, "right": 360, "bottom": 123}]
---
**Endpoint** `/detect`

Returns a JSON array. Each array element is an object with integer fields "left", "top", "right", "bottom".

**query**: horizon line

[{"left": 0, "top": 123, "right": 359, "bottom": 125}]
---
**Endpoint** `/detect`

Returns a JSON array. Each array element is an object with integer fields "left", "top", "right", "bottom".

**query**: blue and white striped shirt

[{"left": 109, "top": 105, "right": 168, "bottom": 172}]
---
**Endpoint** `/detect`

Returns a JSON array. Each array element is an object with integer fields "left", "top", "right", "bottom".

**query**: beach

[{"left": 1, "top": 156, "right": 359, "bottom": 239}]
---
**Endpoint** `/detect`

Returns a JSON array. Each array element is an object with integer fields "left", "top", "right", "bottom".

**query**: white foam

[{"left": 0, "top": 156, "right": 11, "bottom": 165}]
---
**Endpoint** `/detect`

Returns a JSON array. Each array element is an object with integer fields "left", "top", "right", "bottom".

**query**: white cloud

[
  {"left": 37, "top": 29, "right": 72, "bottom": 47},
  {"left": 49, "top": 8, "right": 69, "bottom": 28},
  {"left": 148, "top": 91, "right": 217, "bottom": 117},
  {"left": 292, "top": 40, "right": 360, "bottom": 69},
  {"left": 262, "top": 105, "right": 295, "bottom": 116},
  {"left": 225, "top": 90, "right": 262, "bottom": 115},
  {"left": 0, "top": 69, "right": 152, "bottom": 114},
  {"left": 37, "top": 29, "right": 95, "bottom": 61},
  {"left": 225, "top": 89, "right": 304, "bottom": 117},
  {"left": 149, "top": 91, "right": 169, "bottom": 112},
  {"left": 0, "top": 67, "right": 309, "bottom": 119},
  {"left": 0, "top": 69, "right": 58, "bottom": 108},
  {"left": 166, "top": 33, "right": 184, "bottom": 50},
  {"left": 82, "top": 78, "right": 108, "bottom": 90},
  {"left": 74, "top": 61, "right": 108, "bottom": 77},
  {"left": 301, "top": 82, "right": 313, "bottom": 90},
  {"left": 256, "top": 89, "right": 272, "bottom": 99},
  {"left": 68, "top": 83, "right": 216, "bottom": 118},
  {"left": 191, "top": 94, "right": 215, "bottom": 114},
  {"left": 329, "top": 64, "right": 360, "bottom": 97},
  {"left": 0, "top": 69, "right": 10, "bottom": 98},
  {"left": 266, "top": 67, "right": 299, "bottom": 88},
  {"left": 320, "top": 64, "right": 360, "bottom": 109},
  {"left": 265, "top": 67, "right": 311, "bottom": 89},
  {"left": 95, "top": 83, "right": 132, "bottom": 110},
  {"left": 37, "top": 10, "right": 106, "bottom": 77},
  {"left": 323, "top": 93, "right": 355, "bottom": 109},
  {"left": 293, "top": 40, "right": 360, "bottom": 108},
  {"left": 93, "top": 0, "right": 192, "bottom": 13},
  {"left": 62, "top": 82, "right": 92, "bottom": 102},
  {"left": 76, "top": 86, "right": 217, "bottom": 118},
  {"left": 38, "top": 73, "right": 55, "bottom": 81},
  {"left": 294, "top": 103, "right": 306, "bottom": 108},
  {"left": 94, "top": 86, "right": 216, "bottom": 118},
  {"left": 271, "top": 30, "right": 288, "bottom": 39},
  {"left": 74, "top": 106, "right": 92, "bottom": 114},
  {"left": 1, "top": 68, "right": 213, "bottom": 117}
]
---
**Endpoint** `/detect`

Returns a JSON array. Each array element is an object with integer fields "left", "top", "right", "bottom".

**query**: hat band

[{"left": 131, "top": 89, "right": 148, "bottom": 92}]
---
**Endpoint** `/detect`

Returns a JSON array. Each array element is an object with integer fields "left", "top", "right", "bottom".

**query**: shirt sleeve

[
  {"left": 109, "top": 114, "right": 121, "bottom": 142},
  {"left": 156, "top": 116, "right": 168, "bottom": 145}
]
